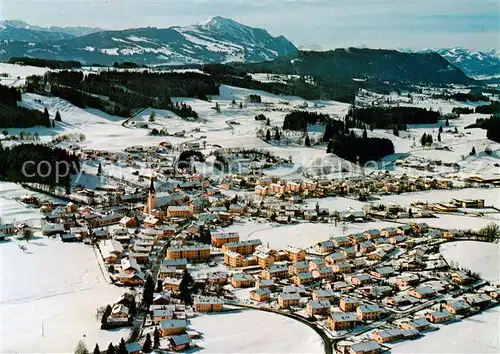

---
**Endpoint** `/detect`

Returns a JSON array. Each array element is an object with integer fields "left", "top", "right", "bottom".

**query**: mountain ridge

[{"left": 0, "top": 17, "right": 297, "bottom": 65}]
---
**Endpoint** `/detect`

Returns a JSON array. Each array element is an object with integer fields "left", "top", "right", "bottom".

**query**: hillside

[
  {"left": 0, "top": 17, "right": 297, "bottom": 65},
  {"left": 232, "top": 48, "right": 474, "bottom": 85}
]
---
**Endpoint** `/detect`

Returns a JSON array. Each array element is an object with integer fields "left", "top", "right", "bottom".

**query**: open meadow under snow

[
  {"left": 0, "top": 238, "right": 128, "bottom": 353},
  {"left": 0, "top": 182, "right": 64, "bottom": 225},
  {"left": 440, "top": 241, "right": 500, "bottom": 282},
  {"left": 225, "top": 220, "right": 400, "bottom": 249},
  {"left": 392, "top": 306, "right": 500, "bottom": 353},
  {"left": 190, "top": 310, "right": 324, "bottom": 353}
]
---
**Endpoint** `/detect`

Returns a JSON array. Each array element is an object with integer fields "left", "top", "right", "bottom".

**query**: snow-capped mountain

[
  {"left": 414, "top": 47, "right": 500, "bottom": 78},
  {"left": 0, "top": 17, "right": 297, "bottom": 65},
  {"left": 0, "top": 20, "right": 103, "bottom": 41}
]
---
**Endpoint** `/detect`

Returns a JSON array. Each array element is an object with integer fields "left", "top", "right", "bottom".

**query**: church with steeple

[{"left": 144, "top": 178, "right": 156, "bottom": 213}]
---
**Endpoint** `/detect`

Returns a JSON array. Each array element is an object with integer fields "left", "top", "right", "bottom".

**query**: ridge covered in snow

[{"left": 0, "top": 17, "right": 298, "bottom": 65}]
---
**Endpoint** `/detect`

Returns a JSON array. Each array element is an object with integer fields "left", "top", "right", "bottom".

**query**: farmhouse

[
  {"left": 328, "top": 312, "right": 359, "bottom": 331},
  {"left": 231, "top": 273, "right": 255, "bottom": 288},
  {"left": 278, "top": 292, "right": 301, "bottom": 309},
  {"left": 166, "top": 245, "right": 211, "bottom": 260},
  {"left": 211, "top": 231, "right": 239, "bottom": 247},
  {"left": 193, "top": 296, "right": 224, "bottom": 312},
  {"left": 425, "top": 311, "right": 452, "bottom": 323},
  {"left": 250, "top": 288, "right": 272, "bottom": 302},
  {"left": 349, "top": 341, "right": 381, "bottom": 354},
  {"left": 356, "top": 304, "right": 383, "bottom": 321},
  {"left": 160, "top": 319, "right": 187, "bottom": 336},
  {"left": 306, "top": 300, "right": 331, "bottom": 317},
  {"left": 444, "top": 300, "right": 471, "bottom": 315},
  {"left": 340, "top": 297, "right": 360, "bottom": 312}
]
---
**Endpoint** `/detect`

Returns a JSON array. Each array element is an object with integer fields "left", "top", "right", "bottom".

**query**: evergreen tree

[
  {"left": 97, "top": 163, "right": 102, "bottom": 176},
  {"left": 142, "top": 334, "right": 153, "bottom": 353},
  {"left": 93, "top": 344, "right": 101, "bottom": 354},
  {"left": 266, "top": 118, "right": 270, "bottom": 126},
  {"left": 445, "top": 118, "right": 450, "bottom": 127},
  {"left": 420, "top": 133, "right": 427, "bottom": 147},
  {"left": 149, "top": 111, "right": 156, "bottom": 122},
  {"left": 179, "top": 268, "right": 194, "bottom": 305},
  {"left": 305, "top": 135, "right": 311, "bottom": 147},
  {"left": 101, "top": 304, "right": 112, "bottom": 324},
  {"left": 315, "top": 202, "right": 320, "bottom": 214},
  {"left": 274, "top": 129, "right": 281, "bottom": 141},
  {"left": 392, "top": 126, "right": 399, "bottom": 137},
  {"left": 454, "top": 127, "right": 458, "bottom": 133},
  {"left": 215, "top": 102, "right": 221, "bottom": 113},
  {"left": 437, "top": 133, "right": 441, "bottom": 142},
  {"left": 106, "top": 343, "right": 116, "bottom": 354},
  {"left": 142, "top": 275, "right": 154, "bottom": 307},
  {"left": 265, "top": 129, "right": 271, "bottom": 141},
  {"left": 129, "top": 297, "right": 137, "bottom": 316},
  {"left": 239, "top": 102, "right": 243, "bottom": 109},
  {"left": 362, "top": 127, "right": 367, "bottom": 139},
  {"left": 117, "top": 338, "right": 127, "bottom": 354},
  {"left": 408, "top": 208, "right": 413, "bottom": 218},
  {"left": 439, "top": 125, "right": 443, "bottom": 133},
  {"left": 156, "top": 280, "right": 163, "bottom": 293},
  {"left": 42, "top": 107, "right": 51, "bottom": 127},
  {"left": 55, "top": 110, "right": 62, "bottom": 122},
  {"left": 427, "top": 134, "right": 433, "bottom": 146},
  {"left": 51, "top": 120, "right": 55, "bottom": 128},
  {"left": 153, "top": 327, "right": 161, "bottom": 348},
  {"left": 74, "top": 340, "right": 89, "bottom": 354},
  {"left": 471, "top": 146, "right": 476, "bottom": 155}
]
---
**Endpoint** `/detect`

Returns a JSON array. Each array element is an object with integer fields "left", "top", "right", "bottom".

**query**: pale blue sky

[{"left": 1, "top": 0, "right": 499, "bottom": 50}]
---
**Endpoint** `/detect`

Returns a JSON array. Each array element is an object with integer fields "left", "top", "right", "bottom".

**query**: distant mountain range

[
  {"left": 0, "top": 20, "right": 103, "bottom": 40},
  {"left": 0, "top": 17, "right": 297, "bottom": 65},
  {"left": 396, "top": 47, "right": 498, "bottom": 79},
  {"left": 1, "top": 18, "right": 497, "bottom": 81}
]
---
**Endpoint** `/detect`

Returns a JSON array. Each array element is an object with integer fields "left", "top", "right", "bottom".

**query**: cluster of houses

[
  {"left": 412, "top": 198, "right": 486, "bottom": 213},
  {"left": 153, "top": 220, "right": 500, "bottom": 354},
  {"left": 250, "top": 173, "right": 454, "bottom": 198}
]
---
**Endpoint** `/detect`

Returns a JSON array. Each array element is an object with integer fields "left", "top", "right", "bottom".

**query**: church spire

[{"left": 149, "top": 178, "right": 156, "bottom": 193}]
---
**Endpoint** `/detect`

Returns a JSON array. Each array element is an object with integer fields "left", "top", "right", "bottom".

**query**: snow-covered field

[
  {"left": 0, "top": 238, "right": 128, "bottom": 353},
  {"left": 440, "top": 241, "right": 500, "bottom": 282},
  {"left": 190, "top": 310, "right": 324, "bottom": 353},
  {"left": 226, "top": 220, "right": 399, "bottom": 249},
  {"left": 392, "top": 306, "right": 500, "bottom": 353},
  {"left": 0, "top": 182, "right": 63, "bottom": 225}
]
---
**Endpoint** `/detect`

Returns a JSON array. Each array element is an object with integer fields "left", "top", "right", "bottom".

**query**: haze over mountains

[{"left": 0, "top": 17, "right": 498, "bottom": 78}]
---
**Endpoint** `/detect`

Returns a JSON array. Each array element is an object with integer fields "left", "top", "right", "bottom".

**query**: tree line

[
  {"left": 27, "top": 70, "right": 218, "bottom": 118},
  {"left": 475, "top": 101, "right": 500, "bottom": 115},
  {"left": 467, "top": 116, "right": 500, "bottom": 143},
  {"left": 8, "top": 57, "right": 81, "bottom": 69},
  {"left": 0, "top": 143, "right": 80, "bottom": 187},
  {"left": 282, "top": 110, "right": 331, "bottom": 131},
  {"left": 0, "top": 84, "right": 52, "bottom": 128},
  {"left": 202, "top": 63, "right": 356, "bottom": 103},
  {"left": 327, "top": 131, "right": 395, "bottom": 164},
  {"left": 346, "top": 106, "right": 440, "bottom": 129}
]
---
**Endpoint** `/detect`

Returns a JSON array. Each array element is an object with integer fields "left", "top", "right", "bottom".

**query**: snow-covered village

[{"left": 1, "top": 4, "right": 500, "bottom": 354}]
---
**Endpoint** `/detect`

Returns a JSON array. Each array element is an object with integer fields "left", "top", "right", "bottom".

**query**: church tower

[{"left": 144, "top": 178, "right": 156, "bottom": 213}]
